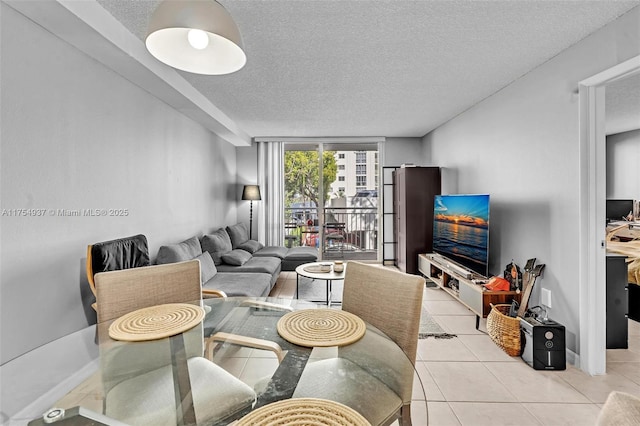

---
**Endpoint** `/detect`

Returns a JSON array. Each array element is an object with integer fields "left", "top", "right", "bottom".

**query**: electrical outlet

[{"left": 541, "top": 288, "right": 552, "bottom": 308}]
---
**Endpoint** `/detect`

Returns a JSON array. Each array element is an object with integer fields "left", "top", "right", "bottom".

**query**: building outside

[
  {"left": 327, "top": 150, "right": 379, "bottom": 253},
  {"left": 329, "top": 150, "right": 378, "bottom": 201}
]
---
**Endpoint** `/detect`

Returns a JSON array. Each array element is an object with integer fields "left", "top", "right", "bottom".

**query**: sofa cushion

[
  {"left": 216, "top": 257, "right": 281, "bottom": 288},
  {"left": 195, "top": 252, "right": 217, "bottom": 283},
  {"left": 221, "top": 249, "right": 252, "bottom": 266},
  {"left": 253, "top": 246, "right": 289, "bottom": 260},
  {"left": 226, "top": 223, "right": 250, "bottom": 248},
  {"left": 281, "top": 246, "right": 319, "bottom": 271},
  {"left": 237, "top": 240, "right": 264, "bottom": 254},
  {"left": 157, "top": 236, "right": 202, "bottom": 264},
  {"left": 203, "top": 272, "right": 272, "bottom": 298},
  {"left": 284, "top": 246, "right": 319, "bottom": 260},
  {"left": 201, "top": 229, "right": 233, "bottom": 265},
  {"left": 216, "top": 256, "right": 281, "bottom": 275}
]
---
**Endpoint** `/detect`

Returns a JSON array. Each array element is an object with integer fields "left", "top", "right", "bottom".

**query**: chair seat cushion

[
  {"left": 204, "top": 273, "right": 272, "bottom": 297},
  {"left": 106, "top": 357, "right": 255, "bottom": 426},
  {"left": 292, "top": 357, "right": 402, "bottom": 426}
]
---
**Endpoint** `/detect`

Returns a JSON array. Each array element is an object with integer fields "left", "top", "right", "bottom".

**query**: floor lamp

[{"left": 242, "top": 185, "right": 261, "bottom": 240}]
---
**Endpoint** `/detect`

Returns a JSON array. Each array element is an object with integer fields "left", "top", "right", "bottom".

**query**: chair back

[
  {"left": 87, "top": 234, "right": 150, "bottom": 302},
  {"left": 342, "top": 261, "right": 425, "bottom": 364},
  {"left": 95, "top": 259, "right": 201, "bottom": 323},
  {"left": 95, "top": 260, "right": 204, "bottom": 394}
]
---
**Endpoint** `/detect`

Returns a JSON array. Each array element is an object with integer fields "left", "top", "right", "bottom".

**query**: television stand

[{"left": 418, "top": 253, "right": 521, "bottom": 329}]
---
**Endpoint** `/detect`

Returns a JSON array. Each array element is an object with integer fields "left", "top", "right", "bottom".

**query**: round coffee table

[{"left": 295, "top": 262, "right": 346, "bottom": 306}]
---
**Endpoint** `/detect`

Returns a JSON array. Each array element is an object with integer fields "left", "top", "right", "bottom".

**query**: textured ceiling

[
  {"left": 606, "top": 72, "right": 640, "bottom": 135},
  {"left": 93, "top": 0, "right": 640, "bottom": 138}
]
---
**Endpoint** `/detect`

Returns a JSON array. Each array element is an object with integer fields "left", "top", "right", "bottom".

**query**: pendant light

[{"left": 146, "top": 0, "right": 246, "bottom": 75}]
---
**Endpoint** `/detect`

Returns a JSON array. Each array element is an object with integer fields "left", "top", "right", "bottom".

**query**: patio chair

[
  {"left": 284, "top": 222, "right": 299, "bottom": 248},
  {"left": 323, "top": 222, "right": 345, "bottom": 256}
]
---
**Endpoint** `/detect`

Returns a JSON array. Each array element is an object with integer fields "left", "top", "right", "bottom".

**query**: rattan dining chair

[
  {"left": 94, "top": 260, "right": 256, "bottom": 426},
  {"left": 293, "top": 261, "right": 425, "bottom": 426}
]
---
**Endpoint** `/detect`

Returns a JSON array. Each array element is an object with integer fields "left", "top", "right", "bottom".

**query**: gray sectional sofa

[{"left": 156, "top": 223, "right": 317, "bottom": 297}]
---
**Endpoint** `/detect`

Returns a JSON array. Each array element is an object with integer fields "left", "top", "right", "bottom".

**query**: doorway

[{"left": 579, "top": 55, "right": 640, "bottom": 375}]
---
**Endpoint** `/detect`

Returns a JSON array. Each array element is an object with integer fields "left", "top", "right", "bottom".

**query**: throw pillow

[
  {"left": 195, "top": 252, "right": 217, "bottom": 283},
  {"left": 237, "top": 239, "right": 264, "bottom": 254},
  {"left": 157, "top": 236, "right": 202, "bottom": 264},
  {"left": 226, "top": 223, "right": 250, "bottom": 248},
  {"left": 200, "top": 228, "right": 233, "bottom": 265},
  {"left": 221, "top": 249, "right": 252, "bottom": 266}
]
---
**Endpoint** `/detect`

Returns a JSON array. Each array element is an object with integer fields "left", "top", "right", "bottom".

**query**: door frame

[{"left": 578, "top": 55, "right": 640, "bottom": 375}]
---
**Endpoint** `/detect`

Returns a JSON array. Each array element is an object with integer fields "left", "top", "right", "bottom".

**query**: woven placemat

[
  {"left": 236, "top": 398, "right": 371, "bottom": 426},
  {"left": 109, "top": 303, "right": 204, "bottom": 342},
  {"left": 277, "top": 309, "right": 366, "bottom": 347}
]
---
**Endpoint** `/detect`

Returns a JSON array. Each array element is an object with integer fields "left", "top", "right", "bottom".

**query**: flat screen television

[
  {"left": 432, "top": 194, "right": 490, "bottom": 277},
  {"left": 606, "top": 199, "right": 634, "bottom": 222}
]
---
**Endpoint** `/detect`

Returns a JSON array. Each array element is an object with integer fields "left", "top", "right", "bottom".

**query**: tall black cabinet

[
  {"left": 393, "top": 167, "right": 441, "bottom": 274},
  {"left": 606, "top": 253, "right": 629, "bottom": 349}
]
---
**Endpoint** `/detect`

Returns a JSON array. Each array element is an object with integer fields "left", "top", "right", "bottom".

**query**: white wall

[
  {"left": 236, "top": 145, "right": 260, "bottom": 237},
  {"left": 422, "top": 8, "right": 640, "bottom": 355},
  {"left": 382, "top": 137, "right": 426, "bottom": 167},
  {"left": 606, "top": 129, "right": 640, "bottom": 199},
  {"left": 0, "top": 4, "right": 238, "bottom": 366}
]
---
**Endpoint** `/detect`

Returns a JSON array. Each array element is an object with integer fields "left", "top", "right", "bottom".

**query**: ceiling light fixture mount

[{"left": 145, "top": 0, "right": 246, "bottom": 75}]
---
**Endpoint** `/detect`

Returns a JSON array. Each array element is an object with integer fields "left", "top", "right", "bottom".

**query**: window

[
  {"left": 338, "top": 187, "right": 345, "bottom": 192},
  {"left": 356, "top": 164, "right": 366, "bottom": 174},
  {"left": 356, "top": 175, "right": 366, "bottom": 186},
  {"left": 338, "top": 153, "right": 345, "bottom": 159},
  {"left": 338, "top": 176, "right": 345, "bottom": 181},
  {"left": 355, "top": 151, "right": 366, "bottom": 163},
  {"left": 338, "top": 164, "right": 345, "bottom": 170}
]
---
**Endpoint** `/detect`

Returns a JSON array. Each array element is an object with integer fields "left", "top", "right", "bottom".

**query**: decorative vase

[{"left": 333, "top": 261, "right": 344, "bottom": 273}]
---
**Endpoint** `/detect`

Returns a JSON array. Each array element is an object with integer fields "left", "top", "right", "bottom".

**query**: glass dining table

[{"left": 28, "top": 297, "right": 426, "bottom": 426}]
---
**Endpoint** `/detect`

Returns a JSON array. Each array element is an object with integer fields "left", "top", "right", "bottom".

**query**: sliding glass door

[{"left": 283, "top": 142, "right": 379, "bottom": 261}]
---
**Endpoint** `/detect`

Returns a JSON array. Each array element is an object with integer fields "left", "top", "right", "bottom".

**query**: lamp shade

[
  {"left": 145, "top": 0, "right": 246, "bottom": 75},
  {"left": 242, "top": 185, "right": 261, "bottom": 201}
]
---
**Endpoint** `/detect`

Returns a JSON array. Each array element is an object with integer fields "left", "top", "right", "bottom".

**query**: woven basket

[{"left": 486, "top": 304, "right": 522, "bottom": 356}]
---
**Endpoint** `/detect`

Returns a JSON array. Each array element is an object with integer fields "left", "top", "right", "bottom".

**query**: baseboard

[{"left": 566, "top": 348, "right": 579, "bottom": 368}]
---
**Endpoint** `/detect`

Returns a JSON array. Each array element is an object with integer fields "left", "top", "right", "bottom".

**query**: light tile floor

[
  {"left": 271, "top": 271, "right": 640, "bottom": 425},
  {"left": 54, "top": 271, "right": 640, "bottom": 426}
]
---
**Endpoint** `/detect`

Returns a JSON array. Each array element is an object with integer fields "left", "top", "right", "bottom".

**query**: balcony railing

[{"left": 284, "top": 207, "right": 378, "bottom": 260}]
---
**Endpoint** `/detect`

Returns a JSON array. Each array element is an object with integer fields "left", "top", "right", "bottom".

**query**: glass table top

[{"left": 25, "top": 297, "right": 425, "bottom": 426}]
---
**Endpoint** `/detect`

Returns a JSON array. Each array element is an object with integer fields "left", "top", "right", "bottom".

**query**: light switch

[{"left": 541, "top": 288, "right": 552, "bottom": 308}]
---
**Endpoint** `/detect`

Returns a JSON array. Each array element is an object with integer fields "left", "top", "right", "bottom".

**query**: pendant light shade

[{"left": 146, "top": 0, "right": 246, "bottom": 75}]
